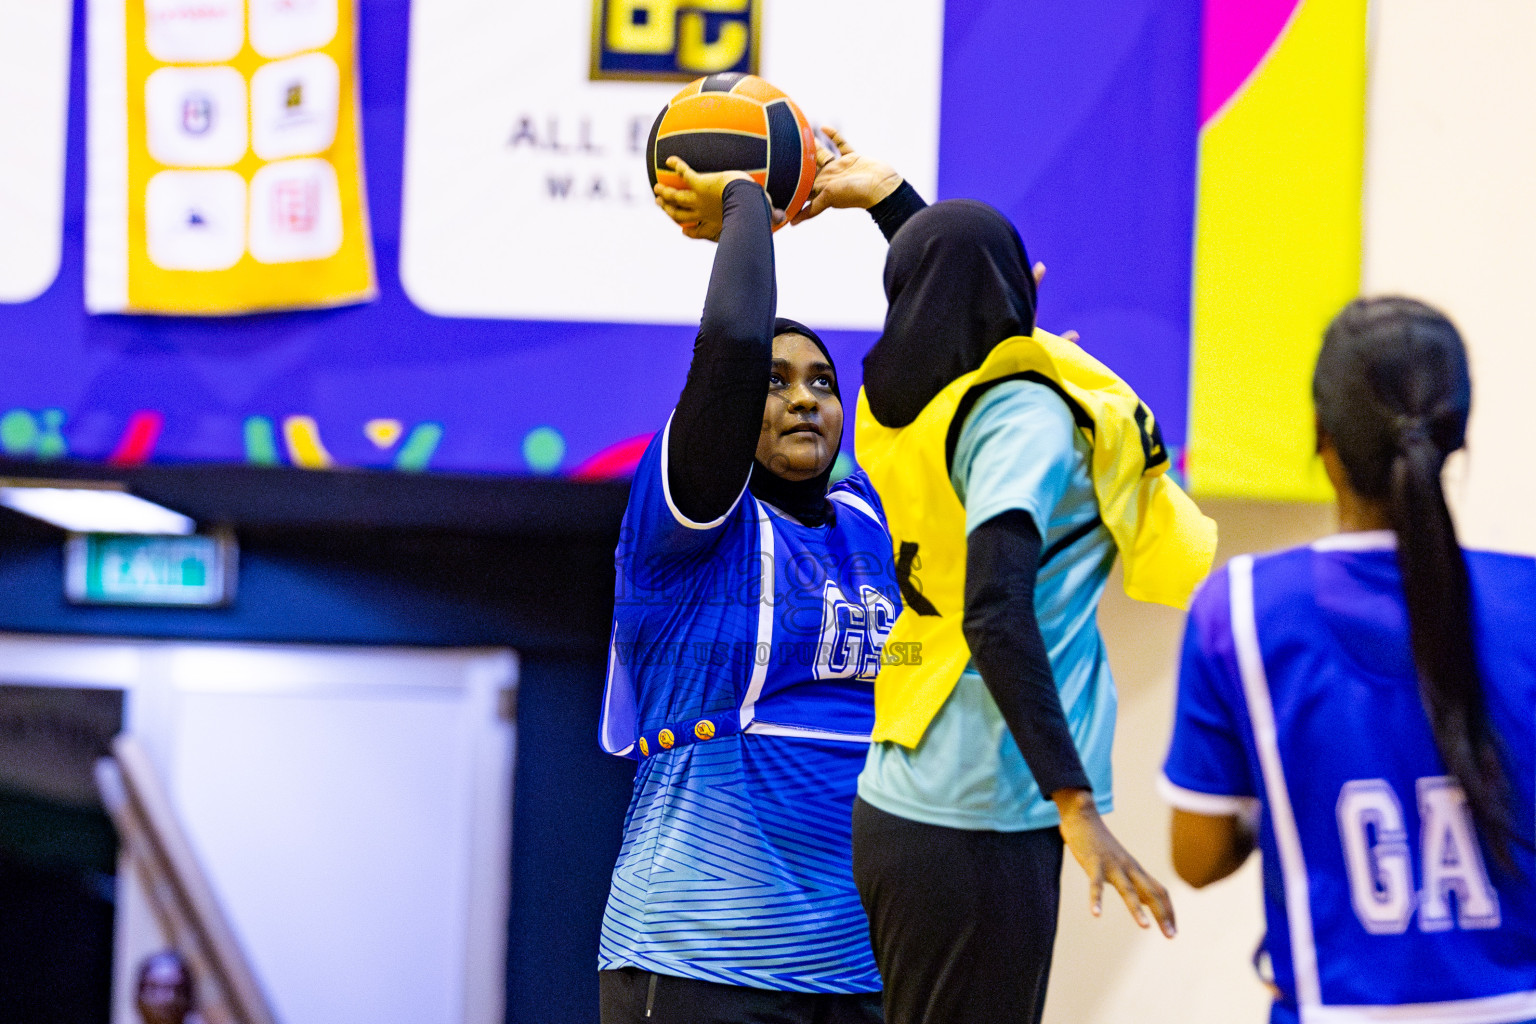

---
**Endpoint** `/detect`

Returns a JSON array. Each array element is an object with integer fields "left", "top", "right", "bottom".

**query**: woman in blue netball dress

[
  {"left": 1162, "top": 297, "right": 1536, "bottom": 1022},
  {"left": 594, "top": 159, "right": 903, "bottom": 1024}
]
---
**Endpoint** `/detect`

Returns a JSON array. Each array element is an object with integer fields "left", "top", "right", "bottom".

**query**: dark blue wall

[{"left": 0, "top": 521, "right": 634, "bottom": 1024}]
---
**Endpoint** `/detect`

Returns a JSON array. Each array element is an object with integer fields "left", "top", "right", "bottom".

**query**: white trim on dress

[
  {"left": 1228, "top": 554, "right": 1536, "bottom": 1024},
  {"left": 599, "top": 623, "right": 637, "bottom": 756},
  {"left": 1303, "top": 990, "right": 1536, "bottom": 1024},
  {"left": 1157, "top": 774, "right": 1261, "bottom": 817},
  {"left": 828, "top": 490, "right": 880, "bottom": 525},
  {"left": 1311, "top": 530, "right": 1396, "bottom": 553},
  {"left": 736, "top": 498, "right": 775, "bottom": 730},
  {"left": 659, "top": 412, "right": 749, "bottom": 531},
  {"left": 744, "top": 720, "right": 872, "bottom": 743},
  {"left": 1231, "top": 554, "right": 1323, "bottom": 1009}
]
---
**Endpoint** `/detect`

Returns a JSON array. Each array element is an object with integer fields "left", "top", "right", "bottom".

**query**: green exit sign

[{"left": 65, "top": 532, "right": 236, "bottom": 607}]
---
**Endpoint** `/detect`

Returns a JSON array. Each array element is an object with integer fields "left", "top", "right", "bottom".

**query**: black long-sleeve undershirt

[
  {"left": 667, "top": 180, "right": 919, "bottom": 523},
  {"left": 870, "top": 180, "right": 928, "bottom": 241},
  {"left": 666, "top": 180, "right": 776, "bottom": 524},
  {"left": 963, "top": 510, "right": 1093, "bottom": 798}
]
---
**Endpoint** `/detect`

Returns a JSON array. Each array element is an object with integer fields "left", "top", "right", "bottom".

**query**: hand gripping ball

[{"left": 647, "top": 73, "right": 817, "bottom": 230}]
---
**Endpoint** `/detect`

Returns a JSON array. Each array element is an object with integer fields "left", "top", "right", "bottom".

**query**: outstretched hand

[
  {"left": 792, "top": 127, "right": 905, "bottom": 225},
  {"left": 1054, "top": 788, "right": 1177, "bottom": 937},
  {"left": 653, "top": 157, "right": 783, "bottom": 241}
]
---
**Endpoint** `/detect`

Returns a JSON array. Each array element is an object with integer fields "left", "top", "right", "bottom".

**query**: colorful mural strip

[
  {"left": 1188, "top": 0, "right": 1367, "bottom": 500},
  {"left": 1, "top": 0, "right": 1369, "bottom": 499}
]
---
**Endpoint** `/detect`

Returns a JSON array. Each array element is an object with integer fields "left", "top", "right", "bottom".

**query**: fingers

[
  {"left": 666, "top": 155, "right": 703, "bottom": 189},
  {"left": 821, "top": 125, "right": 854, "bottom": 156},
  {"left": 792, "top": 188, "right": 833, "bottom": 225},
  {"left": 1088, "top": 860, "right": 1104, "bottom": 918},
  {"left": 814, "top": 141, "right": 837, "bottom": 171},
  {"left": 653, "top": 176, "right": 704, "bottom": 231},
  {"left": 654, "top": 193, "right": 705, "bottom": 237},
  {"left": 1062, "top": 330, "right": 1081, "bottom": 344},
  {"left": 1033, "top": 261, "right": 1047, "bottom": 286},
  {"left": 1105, "top": 861, "right": 1150, "bottom": 929},
  {"left": 654, "top": 193, "right": 697, "bottom": 217},
  {"left": 1130, "top": 867, "right": 1177, "bottom": 939},
  {"left": 1098, "top": 856, "right": 1178, "bottom": 939},
  {"left": 654, "top": 197, "right": 698, "bottom": 227},
  {"left": 653, "top": 183, "right": 699, "bottom": 211},
  {"left": 771, "top": 208, "right": 787, "bottom": 226}
]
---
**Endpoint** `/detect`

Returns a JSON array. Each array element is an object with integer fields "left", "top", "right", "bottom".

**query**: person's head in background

[
  {"left": 136, "top": 950, "right": 194, "bottom": 1024},
  {"left": 1312, "top": 296, "right": 1513, "bottom": 866},
  {"left": 1313, "top": 296, "right": 1470, "bottom": 534}
]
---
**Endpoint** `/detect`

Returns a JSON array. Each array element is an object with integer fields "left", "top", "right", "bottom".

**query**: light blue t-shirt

[{"left": 858, "top": 380, "right": 1119, "bottom": 831}]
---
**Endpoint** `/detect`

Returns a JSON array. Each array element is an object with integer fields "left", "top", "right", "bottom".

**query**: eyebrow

[{"left": 771, "top": 358, "right": 835, "bottom": 374}]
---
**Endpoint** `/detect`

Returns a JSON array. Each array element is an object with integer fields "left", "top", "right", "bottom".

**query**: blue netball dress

[
  {"left": 597, "top": 418, "right": 900, "bottom": 993},
  {"left": 1163, "top": 531, "right": 1536, "bottom": 1023}
]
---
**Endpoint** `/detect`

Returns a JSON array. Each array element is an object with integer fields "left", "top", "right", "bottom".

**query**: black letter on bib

[{"left": 895, "top": 542, "right": 940, "bottom": 617}]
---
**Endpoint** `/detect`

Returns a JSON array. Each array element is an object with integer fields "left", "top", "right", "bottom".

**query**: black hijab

[
  {"left": 748, "top": 317, "right": 841, "bottom": 527},
  {"left": 862, "top": 200, "right": 1037, "bottom": 428}
]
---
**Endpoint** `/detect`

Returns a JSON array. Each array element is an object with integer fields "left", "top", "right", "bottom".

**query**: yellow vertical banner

[
  {"left": 1189, "top": 0, "right": 1366, "bottom": 501},
  {"left": 90, "top": 0, "right": 374, "bottom": 315}
]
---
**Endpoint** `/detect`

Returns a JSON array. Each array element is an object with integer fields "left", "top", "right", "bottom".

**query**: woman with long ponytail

[
  {"left": 1320, "top": 297, "right": 1512, "bottom": 863},
  {"left": 1160, "top": 297, "right": 1535, "bottom": 1022}
]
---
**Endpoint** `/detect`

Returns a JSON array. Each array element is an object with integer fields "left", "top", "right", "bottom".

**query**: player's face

[
  {"left": 136, "top": 955, "right": 192, "bottom": 1024},
  {"left": 757, "top": 332, "right": 842, "bottom": 482}
]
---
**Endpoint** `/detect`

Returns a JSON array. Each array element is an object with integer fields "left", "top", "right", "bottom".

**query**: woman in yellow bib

[{"left": 803, "top": 135, "right": 1216, "bottom": 1024}]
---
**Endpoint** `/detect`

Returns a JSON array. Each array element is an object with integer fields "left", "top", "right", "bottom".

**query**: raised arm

[
  {"left": 792, "top": 127, "right": 927, "bottom": 239},
  {"left": 655, "top": 164, "right": 777, "bottom": 523}
]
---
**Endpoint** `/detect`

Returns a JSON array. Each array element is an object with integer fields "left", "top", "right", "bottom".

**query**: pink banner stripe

[
  {"left": 571, "top": 432, "right": 654, "bottom": 481},
  {"left": 1199, "top": 0, "right": 1302, "bottom": 125}
]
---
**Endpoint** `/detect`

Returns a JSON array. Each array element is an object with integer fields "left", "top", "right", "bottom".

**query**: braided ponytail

[{"left": 1314, "top": 297, "right": 1513, "bottom": 867}]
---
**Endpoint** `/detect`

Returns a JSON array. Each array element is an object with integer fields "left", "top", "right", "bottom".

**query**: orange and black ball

[{"left": 647, "top": 73, "right": 817, "bottom": 230}]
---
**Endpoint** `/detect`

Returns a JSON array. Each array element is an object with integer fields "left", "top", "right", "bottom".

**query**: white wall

[
  {"left": 0, "top": 0, "right": 71, "bottom": 303},
  {"left": 1047, "top": 3, "right": 1536, "bottom": 1016},
  {"left": 1361, "top": 0, "right": 1536, "bottom": 555}
]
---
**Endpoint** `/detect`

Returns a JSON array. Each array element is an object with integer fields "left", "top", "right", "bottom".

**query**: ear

[{"left": 1316, "top": 428, "right": 1354, "bottom": 504}]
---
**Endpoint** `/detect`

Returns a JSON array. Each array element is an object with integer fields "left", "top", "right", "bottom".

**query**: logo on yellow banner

[
  {"left": 590, "top": 0, "right": 759, "bottom": 81},
  {"left": 115, "top": 0, "right": 376, "bottom": 315}
]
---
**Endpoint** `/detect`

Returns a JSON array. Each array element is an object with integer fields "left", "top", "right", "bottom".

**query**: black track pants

[
  {"left": 599, "top": 967, "right": 883, "bottom": 1024},
  {"left": 851, "top": 797, "right": 1064, "bottom": 1024}
]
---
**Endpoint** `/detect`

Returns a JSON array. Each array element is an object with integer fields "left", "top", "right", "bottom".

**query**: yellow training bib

[{"left": 855, "top": 329, "right": 1217, "bottom": 747}]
